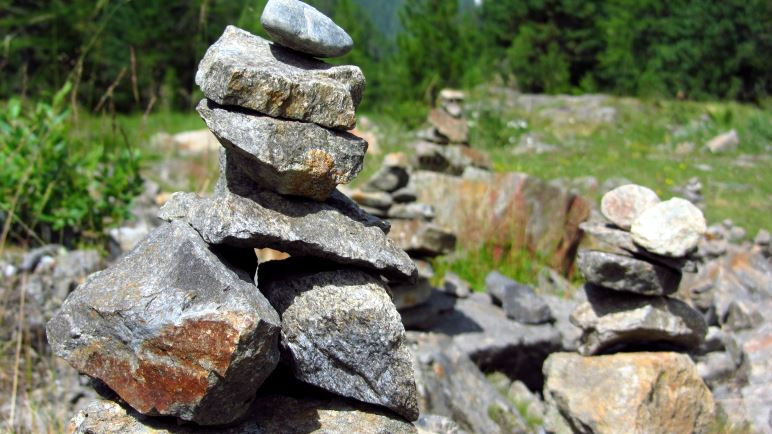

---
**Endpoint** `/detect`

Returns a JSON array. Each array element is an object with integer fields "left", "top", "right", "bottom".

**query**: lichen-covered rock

[
  {"left": 197, "top": 99, "right": 366, "bottom": 201},
  {"left": 47, "top": 221, "right": 280, "bottom": 426},
  {"left": 259, "top": 259, "right": 419, "bottom": 421},
  {"left": 68, "top": 395, "right": 418, "bottom": 434},
  {"left": 631, "top": 198, "right": 707, "bottom": 257},
  {"left": 261, "top": 0, "right": 354, "bottom": 58},
  {"left": 159, "top": 191, "right": 415, "bottom": 281},
  {"left": 195, "top": 26, "right": 364, "bottom": 130},
  {"left": 571, "top": 285, "right": 707, "bottom": 355},
  {"left": 600, "top": 184, "right": 660, "bottom": 230},
  {"left": 543, "top": 352, "right": 716, "bottom": 434},
  {"left": 577, "top": 250, "right": 681, "bottom": 296}
]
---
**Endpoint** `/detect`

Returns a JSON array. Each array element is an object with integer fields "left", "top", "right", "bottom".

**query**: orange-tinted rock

[{"left": 428, "top": 109, "right": 468, "bottom": 143}]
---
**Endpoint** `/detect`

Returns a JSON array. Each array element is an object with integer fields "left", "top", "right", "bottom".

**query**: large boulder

[
  {"left": 159, "top": 191, "right": 415, "bottom": 281},
  {"left": 410, "top": 170, "right": 590, "bottom": 274},
  {"left": 576, "top": 250, "right": 681, "bottom": 296},
  {"left": 543, "top": 352, "right": 716, "bottom": 434},
  {"left": 197, "top": 100, "right": 367, "bottom": 201},
  {"left": 47, "top": 221, "right": 281, "bottom": 426},
  {"left": 195, "top": 26, "right": 364, "bottom": 130},
  {"left": 259, "top": 259, "right": 419, "bottom": 421},
  {"left": 261, "top": 0, "right": 353, "bottom": 58}
]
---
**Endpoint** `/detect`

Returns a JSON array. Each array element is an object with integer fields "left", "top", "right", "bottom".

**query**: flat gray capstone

[
  {"left": 196, "top": 26, "right": 363, "bottom": 130},
  {"left": 259, "top": 259, "right": 419, "bottom": 421},
  {"left": 577, "top": 250, "right": 682, "bottom": 296},
  {"left": 46, "top": 221, "right": 281, "bottom": 426},
  {"left": 198, "top": 99, "right": 367, "bottom": 201},
  {"left": 261, "top": 0, "right": 354, "bottom": 58},
  {"left": 159, "top": 191, "right": 415, "bottom": 281},
  {"left": 600, "top": 184, "right": 660, "bottom": 230},
  {"left": 631, "top": 198, "right": 707, "bottom": 257},
  {"left": 484, "top": 271, "right": 553, "bottom": 324},
  {"left": 571, "top": 285, "right": 707, "bottom": 355}
]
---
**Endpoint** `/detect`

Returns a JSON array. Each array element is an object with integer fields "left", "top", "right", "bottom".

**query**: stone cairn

[
  {"left": 48, "top": 1, "right": 421, "bottom": 432},
  {"left": 543, "top": 184, "right": 717, "bottom": 433}
]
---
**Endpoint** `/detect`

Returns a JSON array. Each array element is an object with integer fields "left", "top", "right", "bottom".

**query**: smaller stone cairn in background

[{"left": 543, "top": 183, "right": 717, "bottom": 433}]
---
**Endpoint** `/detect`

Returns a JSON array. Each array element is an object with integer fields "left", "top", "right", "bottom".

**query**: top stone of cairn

[{"left": 261, "top": 0, "right": 354, "bottom": 58}]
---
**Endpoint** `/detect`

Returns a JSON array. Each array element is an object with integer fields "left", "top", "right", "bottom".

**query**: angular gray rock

[
  {"left": 570, "top": 285, "right": 707, "bottom": 355},
  {"left": 69, "top": 396, "right": 417, "bottom": 434},
  {"left": 259, "top": 259, "right": 419, "bottom": 421},
  {"left": 387, "top": 203, "right": 435, "bottom": 221},
  {"left": 196, "top": 26, "right": 364, "bottom": 130},
  {"left": 399, "top": 290, "right": 456, "bottom": 330},
  {"left": 577, "top": 250, "right": 682, "bottom": 295},
  {"left": 349, "top": 189, "right": 393, "bottom": 210},
  {"left": 441, "top": 271, "right": 471, "bottom": 298},
  {"left": 485, "top": 271, "right": 553, "bottom": 324},
  {"left": 414, "top": 141, "right": 491, "bottom": 176},
  {"left": 198, "top": 99, "right": 367, "bottom": 201},
  {"left": 363, "top": 165, "right": 409, "bottom": 193},
  {"left": 391, "top": 278, "right": 433, "bottom": 310},
  {"left": 46, "top": 221, "right": 281, "bottom": 426},
  {"left": 600, "top": 184, "right": 660, "bottom": 230},
  {"left": 388, "top": 219, "right": 457, "bottom": 257},
  {"left": 392, "top": 186, "right": 418, "bottom": 203},
  {"left": 159, "top": 191, "right": 416, "bottom": 280},
  {"left": 631, "top": 198, "right": 707, "bottom": 257},
  {"left": 261, "top": 0, "right": 354, "bottom": 58}
]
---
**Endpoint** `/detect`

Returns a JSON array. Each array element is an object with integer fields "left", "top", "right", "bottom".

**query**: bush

[{"left": 0, "top": 84, "right": 143, "bottom": 247}]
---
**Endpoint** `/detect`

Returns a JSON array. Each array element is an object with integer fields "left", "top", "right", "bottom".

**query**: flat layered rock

[
  {"left": 196, "top": 26, "right": 364, "bottom": 130},
  {"left": 543, "top": 352, "right": 715, "bottom": 434},
  {"left": 47, "top": 221, "right": 280, "bottom": 425},
  {"left": 600, "top": 184, "right": 659, "bottom": 230},
  {"left": 577, "top": 250, "right": 681, "bottom": 295},
  {"left": 631, "top": 198, "right": 707, "bottom": 257},
  {"left": 363, "top": 165, "right": 409, "bottom": 193},
  {"left": 428, "top": 109, "right": 468, "bottom": 143},
  {"left": 68, "top": 396, "right": 417, "bottom": 434},
  {"left": 570, "top": 285, "right": 707, "bottom": 355},
  {"left": 260, "top": 260, "right": 419, "bottom": 421},
  {"left": 388, "top": 219, "right": 457, "bottom": 257},
  {"left": 414, "top": 142, "right": 491, "bottom": 176},
  {"left": 198, "top": 100, "right": 367, "bottom": 201},
  {"left": 159, "top": 191, "right": 415, "bottom": 280},
  {"left": 485, "top": 271, "right": 553, "bottom": 324},
  {"left": 387, "top": 203, "right": 435, "bottom": 221},
  {"left": 261, "top": 0, "right": 353, "bottom": 58}
]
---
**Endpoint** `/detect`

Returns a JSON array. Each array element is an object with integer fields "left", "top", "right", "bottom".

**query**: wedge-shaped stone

[
  {"left": 159, "top": 191, "right": 415, "bottom": 281},
  {"left": 198, "top": 100, "right": 367, "bottom": 201},
  {"left": 570, "top": 285, "right": 707, "bottom": 355},
  {"left": 261, "top": 0, "right": 354, "bottom": 58},
  {"left": 195, "top": 26, "right": 364, "bottom": 130},
  {"left": 259, "top": 259, "right": 419, "bottom": 421},
  {"left": 46, "top": 221, "right": 281, "bottom": 426},
  {"left": 577, "top": 250, "right": 681, "bottom": 295}
]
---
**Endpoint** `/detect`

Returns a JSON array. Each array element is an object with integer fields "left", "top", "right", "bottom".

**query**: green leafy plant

[{"left": 0, "top": 83, "right": 143, "bottom": 247}]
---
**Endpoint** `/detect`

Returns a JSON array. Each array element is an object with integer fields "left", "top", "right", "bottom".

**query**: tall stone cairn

[
  {"left": 49, "top": 1, "right": 420, "bottom": 432},
  {"left": 543, "top": 184, "right": 716, "bottom": 434}
]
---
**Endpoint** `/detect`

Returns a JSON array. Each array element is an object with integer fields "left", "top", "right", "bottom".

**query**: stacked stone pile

[
  {"left": 48, "top": 2, "right": 420, "bottom": 432},
  {"left": 543, "top": 184, "right": 716, "bottom": 433}
]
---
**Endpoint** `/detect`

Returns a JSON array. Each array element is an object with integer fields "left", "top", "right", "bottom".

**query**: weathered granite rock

[
  {"left": 388, "top": 203, "right": 435, "bottom": 221},
  {"left": 441, "top": 271, "right": 471, "bottom": 298},
  {"left": 410, "top": 170, "right": 591, "bottom": 274},
  {"left": 259, "top": 259, "right": 419, "bottom": 421},
  {"left": 571, "top": 285, "right": 707, "bottom": 355},
  {"left": 68, "top": 395, "right": 417, "bottom": 434},
  {"left": 363, "top": 165, "right": 409, "bottom": 193},
  {"left": 159, "top": 191, "right": 415, "bottom": 280},
  {"left": 195, "top": 26, "right": 364, "bottom": 130},
  {"left": 600, "top": 184, "right": 660, "bottom": 230},
  {"left": 47, "top": 221, "right": 281, "bottom": 425},
  {"left": 631, "top": 198, "right": 707, "bottom": 257},
  {"left": 261, "top": 0, "right": 353, "bottom": 58},
  {"left": 197, "top": 99, "right": 367, "bottom": 201},
  {"left": 428, "top": 109, "right": 468, "bottom": 143},
  {"left": 577, "top": 250, "right": 681, "bottom": 295},
  {"left": 543, "top": 294, "right": 583, "bottom": 352},
  {"left": 543, "top": 352, "right": 716, "bottom": 434},
  {"left": 408, "top": 332, "right": 528, "bottom": 434},
  {"left": 414, "top": 142, "right": 491, "bottom": 176},
  {"left": 414, "top": 415, "right": 469, "bottom": 434},
  {"left": 484, "top": 272, "right": 553, "bottom": 324},
  {"left": 387, "top": 219, "right": 457, "bottom": 257}
]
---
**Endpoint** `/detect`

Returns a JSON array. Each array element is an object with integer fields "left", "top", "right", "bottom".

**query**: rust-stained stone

[{"left": 47, "top": 221, "right": 281, "bottom": 426}]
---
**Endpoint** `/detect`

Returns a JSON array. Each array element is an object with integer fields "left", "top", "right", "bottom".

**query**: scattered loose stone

[
  {"left": 261, "top": 0, "right": 353, "bottom": 58},
  {"left": 159, "top": 191, "right": 415, "bottom": 280},
  {"left": 259, "top": 259, "right": 419, "bottom": 421},
  {"left": 600, "top": 184, "right": 660, "bottom": 230},
  {"left": 631, "top": 198, "right": 707, "bottom": 257},
  {"left": 47, "top": 221, "right": 281, "bottom": 425},
  {"left": 387, "top": 203, "right": 435, "bottom": 221},
  {"left": 349, "top": 189, "right": 394, "bottom": 210},
  {"left": 196, "top": 26, "right": 364, "bottom": 130},
  {"left": 485, "top": 272, "right": 552, "bottom": 324},
  {"left": 577, "top": 250, "right": 682, "bottom": 296},
  {"left": 388, "top": 219, "right": 457, "bottom": 257},
  {"left": 706, "top": 129, "right": 740, "bottom": 153},
  {"left": 570, "top": 285, "right": 707, "bottom": 355},
  {"left": 363, "top": 165, "right": 409, "bottom": 193},
  {"left": 543, "top": 352, "right": 716, "bottom": 434},
  {"left": 441, "top": 271, "right": 471, "bottom": 298},
  {"left": 428, "top": 109, "right": 468, "bottom": 143},
  {"left": 198, "top": 99, "right": 367, "bottom": 201}
]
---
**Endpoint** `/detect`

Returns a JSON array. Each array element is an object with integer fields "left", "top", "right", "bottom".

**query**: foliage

[{"left": 0, "top": 85, "right": 143, "bottom": 246}]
